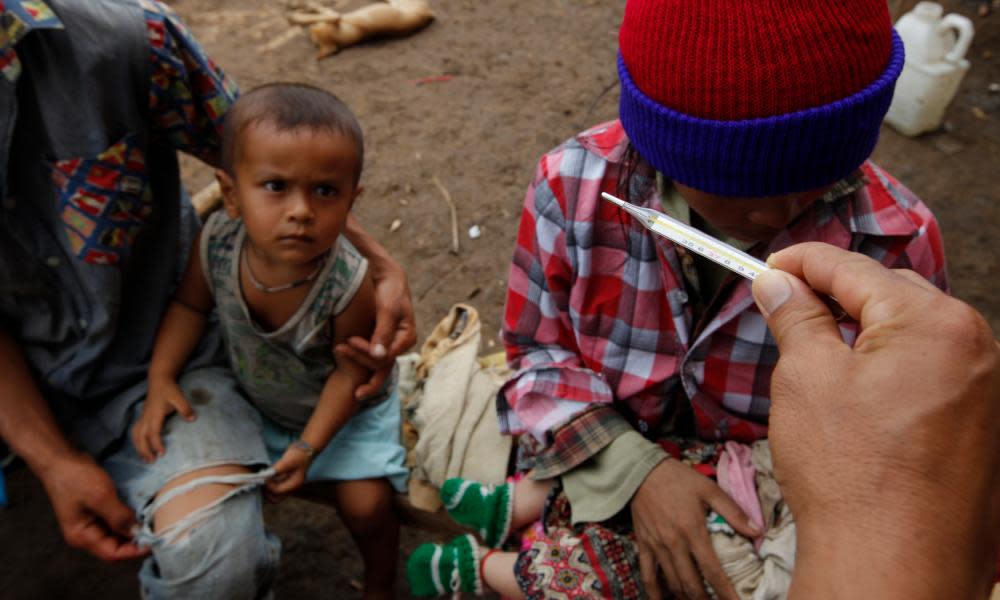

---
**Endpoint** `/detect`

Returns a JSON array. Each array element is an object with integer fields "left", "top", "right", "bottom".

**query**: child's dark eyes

[
  {"left": 258, "top": 180, "right": 339, "bottom": 197},
  {"left": 315, "top": 184, "right": 338, "bottom": 197}
]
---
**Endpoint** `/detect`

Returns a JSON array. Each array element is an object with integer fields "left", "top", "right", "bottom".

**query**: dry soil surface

[{"left": 2, "top": 0, "right": 998, "bottom": 597}]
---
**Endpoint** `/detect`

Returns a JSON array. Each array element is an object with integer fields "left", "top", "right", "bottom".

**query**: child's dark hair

[{"left": 221, "top": 82, "right": 364, "bottom": 184}]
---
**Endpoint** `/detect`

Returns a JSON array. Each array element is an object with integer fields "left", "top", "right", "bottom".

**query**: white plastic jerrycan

[{"left": 884, "top": 1, "right": 974, "bottom": 136}]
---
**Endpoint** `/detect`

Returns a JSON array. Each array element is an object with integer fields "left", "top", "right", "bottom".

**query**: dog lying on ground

[{"left": 306, "top": 0, "right": 433, "bottom": 58}]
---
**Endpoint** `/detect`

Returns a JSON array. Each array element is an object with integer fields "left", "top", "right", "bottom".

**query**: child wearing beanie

[{"left": 408, "top": 1, "right": 948, "bottom": 598}]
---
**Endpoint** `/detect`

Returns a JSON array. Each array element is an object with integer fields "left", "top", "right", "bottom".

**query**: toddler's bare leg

[
  {"left": 481, "top": 550, "right": 525, "bottom": 598},
  {"left": 330, "top": 478, "right": 400, "bottom": 600},
  {"left": 511, "top": 476, "right": 554, "bottom": 530}
]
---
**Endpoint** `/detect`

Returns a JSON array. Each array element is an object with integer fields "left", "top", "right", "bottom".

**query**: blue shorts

[
  {"left": 105, "top": 368, "right": 409, "bottom": 510},
  {"left": 262, "top": 389, "right": 409, "bottom": 493}
]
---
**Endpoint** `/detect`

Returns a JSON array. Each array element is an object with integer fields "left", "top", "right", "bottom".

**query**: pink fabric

[{"left": 717, "top": 441, "right": 765, "bottom": 547}]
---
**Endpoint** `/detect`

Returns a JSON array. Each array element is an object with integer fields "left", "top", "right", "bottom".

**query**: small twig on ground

[
  {"left": 431, "top": 175, "right": 460, "bottom": 255},
  {"left": 288, "top": 11, "right": 341, "bottom": 25},
  {"left": 247, "top": 16, "right": 285, "bottom": 37},
  {"left": 263, "top": 27, "right": 304, "bottom": 52},
  {"left": 412, "top": 75, "right": 453, "bottom": 86},
  {"left": 287, "top": 0, "right": 341, "bottom": 24},
  {"left": 306, "top": 0, "right": 337, "bottom": 13}
]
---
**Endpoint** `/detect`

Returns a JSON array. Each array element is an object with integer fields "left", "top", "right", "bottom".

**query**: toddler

[{"left": 133, "top": 83, "right": 407, "bottom": 599}]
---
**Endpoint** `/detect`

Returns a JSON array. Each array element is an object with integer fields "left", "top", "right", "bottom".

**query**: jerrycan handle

[{"left": 938, "top": 13, "right": 973, "bottom": 63}]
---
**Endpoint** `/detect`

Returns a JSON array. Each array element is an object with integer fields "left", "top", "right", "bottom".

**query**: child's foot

[
  {"left": 407, "top": 534, "right": 483, "bottom": 597},
  {"left": 440, "top": 478, "right": 513, "bottom": 548}
]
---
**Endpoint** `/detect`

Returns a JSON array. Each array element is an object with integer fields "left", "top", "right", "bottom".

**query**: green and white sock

[
  {"left": 407, "top": 534, "right": 483, "bottom": 597},
  {"left": 440, "top": 478, "right": 513, "bottom": 548}
]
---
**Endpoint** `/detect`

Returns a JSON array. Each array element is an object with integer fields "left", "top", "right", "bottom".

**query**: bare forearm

[
  {"left": 0, "top": 330, "right": 78, "bottom": 475},
  {"left": 148, "top": 303, "right": 208, "bottom": 380},
  {"left": 299, "top": 370, "right": 364, "bottom": 453}
]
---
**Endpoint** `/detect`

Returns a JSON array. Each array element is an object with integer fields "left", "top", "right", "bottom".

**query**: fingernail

[
  {"left": 747, "top": 520, "right": 763, "bottom": 536},
  {"left": 372, "top": 344, "right": 387, "bottom": 358},
  {"left": 752, "top": 270, "right": 792, "bottom": 318}
]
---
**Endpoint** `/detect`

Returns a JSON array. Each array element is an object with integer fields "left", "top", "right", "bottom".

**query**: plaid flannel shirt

[{"left": 500, "top": 121, "right": 947, "bottom": 479}]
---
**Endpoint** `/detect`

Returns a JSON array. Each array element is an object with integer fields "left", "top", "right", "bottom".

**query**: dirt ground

[{"left": 2, "top": 0, "right": 998, "bottom": 598}]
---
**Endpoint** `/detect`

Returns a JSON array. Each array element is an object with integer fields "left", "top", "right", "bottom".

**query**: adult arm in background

[
  {"left": 0, "top": 330, "right": 148, "bottom": 562},
  {"left": 751, "top": 242, "right": 1000, "bottom": 600},
  {"left": 338, "top": 214, "right": 417, "bottom": 398}
]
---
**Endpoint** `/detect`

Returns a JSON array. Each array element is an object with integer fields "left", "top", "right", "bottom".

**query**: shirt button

[
  {"left": 45, "top": 256, "right": 60, "bottom": 268},
  {"left": 638, "top": 420, "right": 649, "bottom": 432},
  {"left": 78, "top": 318, "right": 89, "bottom": 329}
]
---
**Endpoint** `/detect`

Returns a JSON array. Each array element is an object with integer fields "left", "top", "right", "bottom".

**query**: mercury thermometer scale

[{"left": 601, "top": 192, "right": 770, "bottom": 281}]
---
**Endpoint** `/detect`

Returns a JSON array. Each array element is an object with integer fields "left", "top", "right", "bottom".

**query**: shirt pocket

[{"left": 48, "top": 133, "right": 153, "bottom": 266}]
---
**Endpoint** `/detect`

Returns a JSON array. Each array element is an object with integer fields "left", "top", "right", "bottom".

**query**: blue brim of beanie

[{"left": 618, "top": 30, "right": 905, "bottom": 198}]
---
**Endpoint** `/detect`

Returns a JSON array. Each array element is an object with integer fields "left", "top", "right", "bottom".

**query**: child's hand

[
  {"left": 131, "top": 378, "right": 195, "bottom": 463},
  {"left": 631, "top": 459, "right": 760, "bottom": 600},
  {"left": 265, "top": 445, "right": 312, "bottom": 502}
]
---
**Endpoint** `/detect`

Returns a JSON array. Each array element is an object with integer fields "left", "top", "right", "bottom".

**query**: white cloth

[{"left": 404, "top": 304, "right": 512, "bottom": 510}]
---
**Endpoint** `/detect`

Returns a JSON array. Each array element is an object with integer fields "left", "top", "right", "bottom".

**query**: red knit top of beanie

[{"left": 618, "top": 0, "right": 894, "bottom": 121}]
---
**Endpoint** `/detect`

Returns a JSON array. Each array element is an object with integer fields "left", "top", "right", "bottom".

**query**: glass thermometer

[{"left": 601, "top": 192, "right": 770, "bottom": 281}]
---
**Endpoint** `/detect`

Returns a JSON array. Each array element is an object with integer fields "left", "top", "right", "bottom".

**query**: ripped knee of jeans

[
  {"left": 138, "top": 489, "right": 281, "bottom": 600},
  {"left": 137, "top": 467, "right": 275, "bottom": 547}
]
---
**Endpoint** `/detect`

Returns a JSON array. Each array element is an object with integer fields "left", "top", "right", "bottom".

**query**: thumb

[
  {"left": 752, "top": 269, "right": 843, "bottom": 355},
  {"left": 95, "top": 495, "right": 139, "bottom": 539},
  {"left": 368, "top": 307, "right": 396, "bottom": 359},
  {"left": 171, "top": 394, "right": 196, "bottom": 421}
]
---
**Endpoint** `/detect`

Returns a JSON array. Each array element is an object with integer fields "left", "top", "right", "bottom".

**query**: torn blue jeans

[{"left": 103, "top": 367, "right": 279, "bottom": 599}]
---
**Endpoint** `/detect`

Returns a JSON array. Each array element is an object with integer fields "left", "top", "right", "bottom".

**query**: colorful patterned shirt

[
  {"left": 0, "top": 0, "right": 238, "bottom": 453},
  {"left": 500, "top": 120, "right": 947, "bottom": 479}
]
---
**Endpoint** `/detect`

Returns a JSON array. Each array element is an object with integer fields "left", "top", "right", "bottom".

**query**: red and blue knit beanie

[{"left": 617, "top": 0, "right": 904, "bottom": 197}]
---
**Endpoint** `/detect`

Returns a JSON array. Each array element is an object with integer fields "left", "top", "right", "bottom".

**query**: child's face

[
  {"left": 218, "top": 122, "right": 362, "bottom": 267},
  {"left": 674, "top": 183, "right": 829, "bottom": 243}
]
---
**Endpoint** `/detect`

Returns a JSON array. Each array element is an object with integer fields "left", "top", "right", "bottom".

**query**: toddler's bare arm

[
  {"left": 298, "top": 270, "right": 376, "bottom": 457},
  {"left": 132, "top": 236, "right": 215, "bottom": 461}
]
